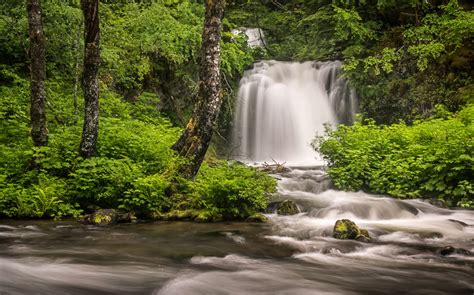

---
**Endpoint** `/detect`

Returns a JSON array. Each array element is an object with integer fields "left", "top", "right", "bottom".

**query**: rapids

[{"left": 1, "top": 169, "right": 473, "bottom": 294}]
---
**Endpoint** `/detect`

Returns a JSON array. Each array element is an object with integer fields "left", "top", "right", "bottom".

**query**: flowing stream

[{"left": 1, "top": 62, "right": 473, "bottom": 294}]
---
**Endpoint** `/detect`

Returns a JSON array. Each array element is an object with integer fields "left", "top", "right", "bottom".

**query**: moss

[
  {"left": 164, "top": 209, "right": 197, "bottom": 220},
  {"left": 93, "top": 214, "right": 112, "bottom": 225},
  {"left": 277, "top": 200, "right": 299, "bottom": 215},
  {"left": 333, "top": 219, "right": 371, "bottom": 242},
  {"left": 194, "top": 210, "right": 214, "bottom": 222},
  {"left": 356, "top": 229, "right": 371, "bottom": 242},
  {"left": 246, "top": 213, "right": 268, "bottom": 222},
  {"left": 334, "top": 220, "right": 348, "bottom": 235}
]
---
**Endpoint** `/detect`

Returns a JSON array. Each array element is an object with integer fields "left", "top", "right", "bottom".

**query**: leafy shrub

[
  {"left": 192, "top": 162, "right": 277, "bottom": 219},
  {"left": 120, "top": 174, "right": 171, "bottom": 215},
  {"left": 314, "top": 105, "right": 474, "bottom": 207},
  {"left": 98, "top": 118, "right": 180, "bottom": 174},
  {"left": 0, "top": 175, "right": 81, "bottom": 219},
  {"left": 68, "top": 157, "right": 143, "bottom": 208}
]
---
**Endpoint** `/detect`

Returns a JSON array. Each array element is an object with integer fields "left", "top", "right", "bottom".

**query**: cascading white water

[
  {"left": 232, "top": 60, "right": 357, "bottom": 166},
  {"left": 231, "top": 28, "right": 266, "bottom": 48}
]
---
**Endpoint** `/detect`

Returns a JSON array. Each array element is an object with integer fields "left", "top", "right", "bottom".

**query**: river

[{"left": 1, "top": 167, "right": 473, "bottom": 294}]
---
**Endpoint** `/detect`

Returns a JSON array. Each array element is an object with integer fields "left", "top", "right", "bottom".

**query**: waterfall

[
  {"left": 232, "top": 60, "right": 357, "bottom": 166},
  {"left": 231, "top": 28, "right": 266, "bottom": 48}
]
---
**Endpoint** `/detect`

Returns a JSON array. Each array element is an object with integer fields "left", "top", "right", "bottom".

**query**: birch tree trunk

[
  {"left": 27, "top": 0, "right": 48, "bottom": 147},
  {"left": 79, "top": 0, "right": 100, "bottom": 158},
  {"left": 172, "top": 0, "right": 226, "bottom": 179}
]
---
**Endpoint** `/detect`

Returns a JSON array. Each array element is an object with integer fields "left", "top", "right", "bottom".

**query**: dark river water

[{"left": 1, "top": 169, "right": 473, "bottom": 295}]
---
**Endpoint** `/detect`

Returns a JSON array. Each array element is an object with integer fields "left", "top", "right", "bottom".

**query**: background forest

[{"left": 0, "top": 0, "right": 473, "bottom": 220}]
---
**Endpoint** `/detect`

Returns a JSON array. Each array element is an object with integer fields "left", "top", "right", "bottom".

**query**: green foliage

[
  {"left": 314, "top": 105, "right": 474, "bottom": 207},
  {"left": 100, "top": 1, "right": 202, "bottom": 90},
  {"left": 68, "top": 157, "right": 143, "bottom": 208},
  {"left": 1, "top": 175, "right": 81, "bottom": 219},
  {"left": 0, "top": 74, "right": 276, "bottom": 220},
  {"left": 341, "top": 1, "right": 474, "bottom": 123},
  {"left": 403, "top": 2, "right": 474, "bottom": 71},
  {"left": 192, "top": 162, "right": 277, "bottom": 219},
  {"left": 98, "top": 117, "right": 180, "bottom": 174},
  {"left": 120, "top": 174, "right": 172, "bottom": 215}
]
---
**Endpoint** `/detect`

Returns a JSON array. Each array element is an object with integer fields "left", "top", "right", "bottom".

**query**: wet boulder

[
  {"left": 277, "top": 200, "right": 300, "bottom": 215},
  {"left": 246, "top": 213, "right": 268, "bottom": 222},
  {"left": 265, "top": 202, "right": 281, "bottom": 214},
  {"left": 82, "top": 209, "right": 136, "bottom": 226},
  {"left": 439, "top": 246, "right": 472, "bottom": 256},
  {"left": 448, "top": 219, "right": 468, "bottom": 227},
  {"left": 333, "top": 219, "right": 371, "bottom": 242}
]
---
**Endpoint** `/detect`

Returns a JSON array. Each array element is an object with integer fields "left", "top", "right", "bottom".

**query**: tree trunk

[
  {"left": 27, "top": 0, "right": 48, "bottom": 147},
  {"left": 79, "top": 0, "right": 100, "bottom": 158},
  {"left": 172, "top": 0, "right": 226, "bottom": 179},
  {"left": 73, "top": 21, "right": 82, "bottom": 118}
]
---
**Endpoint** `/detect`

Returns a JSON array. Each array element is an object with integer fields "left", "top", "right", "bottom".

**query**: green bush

[
  {"left": 314, "top": 105, "right": 474, "bottom": 207},
  {"left": 192, "top": 162, "right": 277, "bottom": 219},
  {"left": 120, "top": 174, "right": 172, "bottom": 215},
  {"left": 68, "top": 157, "right": 143, "bottom": 209},
  {"left": 0, "top": 175, "right": 81, "bottom": 219},
  {"left": 98, "top": 118, "right": 180, "bottom": 174}
]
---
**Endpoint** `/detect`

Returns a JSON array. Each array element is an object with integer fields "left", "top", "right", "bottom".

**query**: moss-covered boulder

[
  {"left": 246, "top": 213, "right": 269, "bottom": 222},
  {"left": 277, "top": 200, "right": 299, "bottom": 215},
  {"left": 159, "top": 209, "right": 222, "bottom": 222},
  {"left": 333, "top": 219, "right": 371, "bottom": 242},
  {"left": 82, "top": 209, "right": 136, "bottom": 226}
]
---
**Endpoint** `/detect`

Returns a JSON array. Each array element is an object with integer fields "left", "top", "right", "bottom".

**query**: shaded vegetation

[
  {"left": 0, "top": 80, "right": 276, "bottom": 219},
  {"left": 0, "top": 0, "right": 275, "bottom": 220}
]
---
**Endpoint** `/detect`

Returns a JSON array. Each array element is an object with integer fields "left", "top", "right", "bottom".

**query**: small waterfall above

[
  {"left": 232, "top": 60, "right": 357, "bottom": 166},
  {"left": 231, "top": 28, "right": 266, "bottom": 48}
]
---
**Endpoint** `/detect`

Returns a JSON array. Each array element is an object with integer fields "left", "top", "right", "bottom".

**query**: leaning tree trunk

[
  {"left": 27, "top": 0, "right": 48, "bottom": 147},
  {"left": 79, "top": 0, "right": 100, "bottom": 157},
  {"left": 172, "top": 0, "right": 226, "bottom": 179}
]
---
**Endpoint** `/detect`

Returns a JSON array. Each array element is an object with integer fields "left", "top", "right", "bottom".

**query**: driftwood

[{"left": 257, "top": 159, "right": 290, "bottom": 173}]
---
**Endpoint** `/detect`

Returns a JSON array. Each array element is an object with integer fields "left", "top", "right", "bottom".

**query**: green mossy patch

[
  {"left": 333, "top": 219, "right": 371, "bottom": 242},
  {"left": 277, "top": 200, "right": 299, "bottom": 215}
]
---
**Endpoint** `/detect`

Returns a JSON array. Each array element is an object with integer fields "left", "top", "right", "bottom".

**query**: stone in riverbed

[
  {"left": 439, "top": 246, "right": 472, "bottom": 256},
  {"left": 277, "top": 200, "right": 300, "bottom": 215},
  {"left": 246, "top": 213, "right": 268, "bottom": 222},
  {"left": 82, "top": 209, "right": 136, "bottom": 226},
  {"left": 333, "top": 219, "right": 371, "bottom": 242}
]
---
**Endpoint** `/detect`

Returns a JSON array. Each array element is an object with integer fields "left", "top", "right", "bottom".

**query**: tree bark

[
  {"left": 172, "top": 0, "right": 226, "bottom": 179},
  {"left": 27, "top": 0, "right": 48, "bottom": 147},
  {"left": 79, "top": 0, "right": 100, "bottom": 158}
]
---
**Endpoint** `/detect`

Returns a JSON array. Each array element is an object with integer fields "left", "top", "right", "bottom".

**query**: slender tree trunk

[
  {"left": 27, "top": 0, "right": 48, "bottom": 147},
  {"left": 172, "top": 0, "right": 226, "bottom": 179},
  {"left": 79, "top": 0, "right": 100, "bottom": 158},
  {"left": 73, "top": 21, "right": 82, "bottom": 118}
]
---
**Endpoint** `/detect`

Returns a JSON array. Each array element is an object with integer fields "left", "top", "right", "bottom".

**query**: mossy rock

[
  {"left": 82, "top": 209, "right": 136, "bottom": 226},
  {"left": 277, "top": 200, "right": 299, "bottom": 215},
  {"left": 333, "top": 219, "right": 371, "bottom": 242},
  {"left": 194, "top": 210, "right": 215, "bottom": 223},
  {"left": 162, "top": 209, "right": 221, "bottom": 222},
  {"left": 164, "top": 209, "right": 199, "bottom": 221},
  {"left": 246, "top": 213, "right": 268, "bottom": 222}
]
